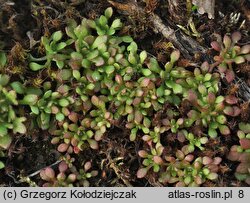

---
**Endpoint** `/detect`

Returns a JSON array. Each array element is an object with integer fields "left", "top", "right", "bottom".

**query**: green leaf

[
  {"left": 21, "top": 94, "right": 38, "bottom": 105},
  {"left": 147, "top": 58, "right": 161, "bottom": 73},
  {"left": 153, "top": 164, "right": 160, "bottom": 173},
  {"left": 139, "top": 51, "right": 147, "bottom": 64},
  {"left": 52, "top": 31, "right": 63, "bottom": 42},
  {"left": 56, "top": 113, "right": 65, "bottom": 121},
  {"left": 156, "top": 86, "right": 164, "bottom": 97},
  {"left": 127, "top": 42, "right": 138, "bottom": 53},
  {"left": 56, "top": 60, "right": 64, "bottom": 69},
  {"left": 104, "top": 7, "right": 113, "bottom": 19},
  {"left": 107, "top": 28, "right": 115, "bottom": 36},
  {"left": 165, "top": 62, "right": 173, "bottom": 72},
  {"left": 92, "top": 56, "right": 105, "bottom": 67},
  {"left": 215, "top": 96, "right": 224, "bottom": 104},
  {"left": 86, "top": 50, "right": 99, "bottom": 60},
  {"left": 208, "top": 127, "right": 217, "bottom": 138},
  {"left": 111, "top": 19, "right": 122, "bottom": 29},
  {"left": 0, "top": 74, "right": 10, "bottom": 86},
  {"left": 216, "top": 115, "right": 227, "bottom": 124},
  {"left": 38, "top": 112, "right": 50, "bottom": 130},
  {"left": 172, "top": 83, "right": 183, "bottom": 94},
  {"left": 0, "top": 126, "right": 8, "bottom": 137},
  {"left": 0, "top": 52, "right": 7, "bottom": 68},
  {"left": 30, "top": 106, "right": 39, "bottom": 115},
  {"left": 58, "top": 98, "right": 70, "bottom": 107},
  {"left": 73, "top": 70, "right": 81, "bottom": 80},
  {"left": 130, "top": 128, "right": 138, "bottom": 141},
  {"left": 0, "top": 161, "right": 5, "bottom": 170},
  {"left": 59, "top": 69, "right": 71, "bottom": 80},
  {"left": 13, "top": 117, "right": 27, "bottom": 134},
  {"left": 82, "top": 59, "right": 91, "bottom": 68},
  {"left": 105, "top": 65, "right": 115, "bottom": 75},
  {"left": 29, "top": 62, "right": 45, "bottom": 71},
  {"left": 56, "top": 42, "right": 67, "bottom": 51},
  {"left": 141, "top": 68, "right": 152, "bottom": 76},
  {"left": 92, "top": 35, "right": 108, "bottom": 49},
  {"left": 0, "top": 134, "right": 12, "bottom": 149},
  {"left": 99, "top": 15, "right": 108, "bottom": 26},
  {"left": 128, "top": 53, "right": 137, "bottom": 64},
  {"left": 170, "top": 50, "right": 180, "bottom": 63},
  {"left": 6, "top": 90, "right": 18, "bottom": 105},
  {"left": 122, "top": 36, "right": 133, "bottom": 43},
  {"left": 10, "top": 81, "right": 25, "bottom": 94},
  {"left": 92, "top": 71, "right": 101, "bottom": 81},
  {"left": 239, "top": 122, "right": 250, "bottom": 134}
]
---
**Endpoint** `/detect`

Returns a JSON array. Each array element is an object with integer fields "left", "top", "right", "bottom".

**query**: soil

[{"left": 0, "top": 0, "right": 249, "bottom": 187}]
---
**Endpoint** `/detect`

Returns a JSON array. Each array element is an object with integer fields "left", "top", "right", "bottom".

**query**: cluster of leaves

[
  {"left": 211, "top": 32, "right": 250, "bottom": 82},
  {"left": 0, "top": 52, "right": 27, "bottom": 169},
  {"left": 228, "top": 122, "right": 250, "bottom": 185},
  {"left": 0, "top": 7, "right": 249, "bottom": 187},
  {"left": 40, "top": 155, "right": 98, "bottom": 187}
]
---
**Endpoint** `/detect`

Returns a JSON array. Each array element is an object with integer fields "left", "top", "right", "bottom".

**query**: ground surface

[{"left": 0, "top": 0, "right": 249, "bottom": 186}]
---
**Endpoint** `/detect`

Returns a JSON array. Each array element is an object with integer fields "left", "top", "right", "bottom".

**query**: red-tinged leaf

[
  {"left": 214, "top": 55, "right": 223, "bottom": 62},
  {"left": 187, "top": 90, "right": 197, "bottom": 104},
  {"left": 225, "top": 69, "right": 235, "bottom": 83},
  {"left": 223, "top": 35, "right": 231, "bottom": 48},
  {"left": 236, "top": 162, "right": 250, "bottom": 173},
  {"left": 244, "top": 54, "right": 250, "bottom": 61},
  {"left": 142, "top": 135, "right": 151, "bottom": 142},
  {"left": 231, "top": 31, "right": 241, "bottom": 43},
  {"left": 84, "top": 161, "right": 92, "bottom": 172},
  {"left": 57, "top": 172, "right": 66, "bottom": 182},
  {"left": 44, "top": 167, "right": 55, "bottom": 180},
  {"left": 40, "top": 169, "right": 50, "bottom": 182},
  {"left": 88, "top": 139, "right": 98, "bottom": 150},
  {"left": 51, "top": 137, "right": 60, "bottom": 145},
  {"left": 218, "top": 63, "right": 227, "bottom": 73},
  {"left": 240, "top": 45, "right": 250, "bottom": 54},
  {"left": 208, "top": 164, "right": 219, "bottom": 174},
  {"left": 73, "top": 146, "right": 80, "bottom": 154},
  {"left": 234, "top": 56, "right": 245, "bottom": 64},
  {"left": 207, "top": 92, "right": 216, "bottom": 104},
  {"left": 239, "top": 153, "right": 250, "bottom": 162},
  {"left": 245, "top": 178, "right": 250, "bottom": 185},
  {"left": 134, "top": 110, "right": 143, "bottom": 124},
  {"left": 138, "top": 150, "right": 148, "bottom": 158},
  {"left": 225, "top": 95, "right": 238, "bottom": 104},
  {"left": 232, "top": 106, "right": 241, "bottom": 117},
  {"left": 202, "top": 156, "right": 213, "bottom": 165},
  {"left": 227, "top": 150, "right": 240, "bottom": 161},
  {"left": 57, "top": 143, "right": 69, "bottom": 152},
  {"left": 68, "top": 112, "right": 78, "bottom": 123},
  {"left": 219, "top": 125, "right": 230, "bottom": 135},
  {"left": 176, "top": 150, "right": 185, "bottom": 160},
  {"left": 170, "top": 50, "right": 180, "bottom": 63},
  {"left": 213, "top": 157, "right": 222, "bottom": 165},
  {"left": 211, "top": 41, "right": 221, "bottom": 51},
  {"left": 201, "top": 61, "right": 210, "bottom": 72},
  {"left": 223, "top": 106, "right": 234, "bottom": 116},
  {"left": 153, "top": 156, "right": 163, "bottom": 165},
  {"left": 194, "top": 176, "right": 203, "bottom": 185},
  {"left": 137, "top": 168, "right": 148, "bottom": 178},
  {"left": 239, "top": 138, "right": 250, "bottom": 150},
  {"left": 59, "top": 161, "right": 68, "bottom": 173},
  {"left": 140, "top": 78, "right": 150, "bottom": 87},
  {"left": 67, "top": 174, "right": 77, "bottom": 183}
]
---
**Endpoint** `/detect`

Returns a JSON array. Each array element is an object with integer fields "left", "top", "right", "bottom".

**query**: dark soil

[{"left": 0, "top": 0, "right": 249, "bottom": 187}]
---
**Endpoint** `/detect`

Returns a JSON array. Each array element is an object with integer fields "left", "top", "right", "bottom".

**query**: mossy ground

[{"left": 0, "top": 0, "right": 249, "bottom": 186}]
